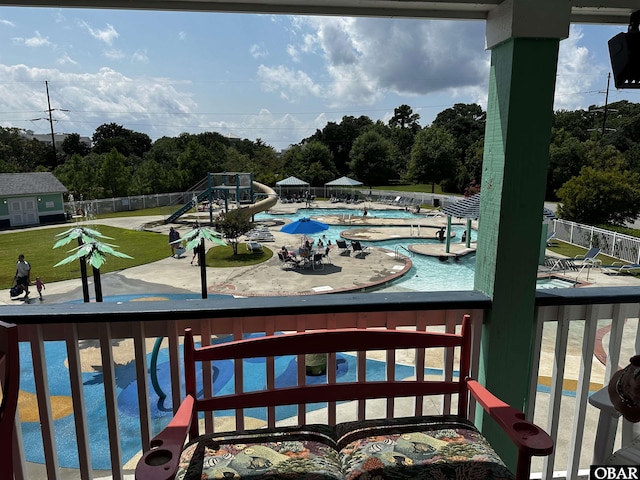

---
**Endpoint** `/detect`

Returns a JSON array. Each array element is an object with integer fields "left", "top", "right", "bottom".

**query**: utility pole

[
  {"left": 588, "top": 73, "right": 617, "bottom": 135},
  {"left": 31, "top": 80, "right": 69, "bottom": 165},
  {"left": 45, "top": 80, "right": 56, "bottom": 158}
]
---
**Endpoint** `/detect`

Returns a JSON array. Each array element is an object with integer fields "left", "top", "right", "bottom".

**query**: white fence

[{"left": 553, "top": 219, "right": 640, "bottom": 264}]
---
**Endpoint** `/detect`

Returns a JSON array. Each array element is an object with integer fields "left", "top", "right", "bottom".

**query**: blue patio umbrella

[{"left": 280, "top": 217, "right": 329, "bottom": 235}]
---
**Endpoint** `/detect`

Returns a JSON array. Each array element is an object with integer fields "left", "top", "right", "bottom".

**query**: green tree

[
  {"left": 389, "top": 104, "right": 421, "bottom": 132},
  {"left": 298, "top": 141, "right": 338, "bottom": 186},
  {"left": 432, "top": 103, "right": 486, "bottom": 192},
  {"left": 305, "top": 115, "right": 374, "bottom": 175},
  {"left": 547, "top": 131, "right": 586, "bottom": 199},
  {"left": 214, "top": 209, "right": 253, "bottom": 255},
  {"left": 0, "top": 127, "right": 47, "bottom": 172},
  {"left": 92, "top": 123, "right": 152, "bottom": 157},
  {"left": 54, "top": 153, "right": 102, "bottom": 200},
  {"left": 176, "top": 140, "right": 218, "bottom": 189},
  {"left": 61, "top": 133, "right": 91, "bottom": 159},
  {"left": 556, "top": 166, "right": 640, "bottom": 225},
  {"left": 407, "top": 126, "right": 457, "bottom": 193},
  {"left": 349, "top": 130, "right": 396, "bottom": 189},
  {"left": 129, "top": 158, "right": 169, "bottom": 195},
  {"left": 100, "top": 148, "right": 131, "bottom": 198}
]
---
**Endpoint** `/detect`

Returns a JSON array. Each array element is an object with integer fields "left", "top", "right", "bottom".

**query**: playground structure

[{"left": 165, "top": 172, "right": 278, "bottom": 224}]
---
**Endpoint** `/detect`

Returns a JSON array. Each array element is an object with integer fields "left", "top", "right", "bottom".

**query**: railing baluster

[
  {"left": 64, "top": 323, "right": 92, "bottom": 479},
  {"left": 133, "top": 322, "right": 152, "bottom": 456},
  {"left": 543, "top": 305, "right": 570, "bottom": 479},
  {"left": 567, "top": 304, "right": 599, "bottom": 479},
  {"left": 98, "top": 322, "right": 123, "bottom": 479},
  {"left": 30, "top": 324, "right": 61, "bottom": 480}
]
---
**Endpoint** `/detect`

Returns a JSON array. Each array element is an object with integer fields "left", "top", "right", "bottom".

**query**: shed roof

[{"left": 0, "top": 172, "right": 67, "bottom": 196}]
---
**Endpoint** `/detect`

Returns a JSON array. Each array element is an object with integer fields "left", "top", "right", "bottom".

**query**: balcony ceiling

[{"left": 0, "top": 0, "right": 636, "bottom": 25}]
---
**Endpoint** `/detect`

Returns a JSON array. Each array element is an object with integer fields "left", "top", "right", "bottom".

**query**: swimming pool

[
  {"left": 257, "top": 208, "right": 479, "bottom": 292},
  {"left": 257, "top": 207, "right": 569, "bottom": 292}
]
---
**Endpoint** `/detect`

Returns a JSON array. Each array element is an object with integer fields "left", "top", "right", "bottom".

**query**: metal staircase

[{"left": 165, "top": 190, "right": 209, "bottom": 224}]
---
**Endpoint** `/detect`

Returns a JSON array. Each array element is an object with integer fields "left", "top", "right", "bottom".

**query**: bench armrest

[
  {"left": 135, "top": 395, "right": 194, "bottom": 480},
  {"left": 467, "top": 379, "right": 554, "bottom": 480}
]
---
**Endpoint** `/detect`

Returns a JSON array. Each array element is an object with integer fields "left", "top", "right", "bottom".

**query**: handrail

[{"left": 5, "top": 287, "right": 640, "bottom": 480}]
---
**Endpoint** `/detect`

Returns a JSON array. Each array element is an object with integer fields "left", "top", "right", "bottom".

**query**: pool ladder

[{"left": 395, "top": 245, "right": 413, "bottom": 260}]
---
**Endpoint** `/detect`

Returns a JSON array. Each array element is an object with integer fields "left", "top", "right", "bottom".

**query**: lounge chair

[
  {"left": 336, "top": 239, "right": 350, "bottom": 255},
  {"left": 602, "top": 262, "right": 640, "bottom": 275},
  {"left": 546, "top": 231, "right": 556, "bottom": 246},
  {"left": 246, "top": 242, "right": 263, "bottom": 253},
  {"left": 573, "top": 247, "right": 601, "bottom": 267},
  {"left": 351, "top": 240, "right": 369, "bottom": 258}
]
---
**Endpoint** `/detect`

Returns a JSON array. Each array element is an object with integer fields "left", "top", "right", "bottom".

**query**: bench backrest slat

[{"left": 183, "top": 315, "right": 473, "bottom": 439}]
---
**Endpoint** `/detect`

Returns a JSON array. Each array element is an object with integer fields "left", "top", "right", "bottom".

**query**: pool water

[
  {"left": 257, "top": 208, "right": 478, "bottom": 292},
  {"left": 536, "top": 277, "right": 579, "bottom": 289},
  {"left": 256, "top": 207, "right": 566, "bottom": 292}
]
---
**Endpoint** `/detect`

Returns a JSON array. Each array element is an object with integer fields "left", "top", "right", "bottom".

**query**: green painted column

[{"left": 474, "top": 37, "right": 560, "bottom": 468}]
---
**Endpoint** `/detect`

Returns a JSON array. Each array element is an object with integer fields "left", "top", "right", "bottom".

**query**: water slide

[{"left": 237, "top": 181, "right": 278, "bottom": 216}]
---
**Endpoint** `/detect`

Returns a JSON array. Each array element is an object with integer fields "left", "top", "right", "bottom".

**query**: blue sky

[{"left": 1, "top": 7, "right": 639, "bottom": 150}]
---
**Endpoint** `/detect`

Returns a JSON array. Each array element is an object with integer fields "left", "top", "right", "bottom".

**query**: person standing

[
  {"left": 169, "top": 227, "right": 180, "bottom": 257},
  {"left": 15, "top": 254, "right": 31, "bottom": 298},
  {"left": 35, "top": 276, "right": 46, "bottom": 300}
]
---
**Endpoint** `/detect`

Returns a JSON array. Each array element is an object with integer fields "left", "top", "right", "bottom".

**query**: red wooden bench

[{"left": 136, "top": 315, "right": 552, "bottom": 480}]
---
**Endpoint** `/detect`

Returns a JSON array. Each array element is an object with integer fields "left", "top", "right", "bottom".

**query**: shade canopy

[
  {"left": 324, "top": 176, "right": 363, "bottom": 198},
  {"left": 280, "top": 218, "right": 329, "bottom": 235},
  {"left": 324, "top": 176, "right": 363, "bottom": 187},
  {"left": 276, "top": 176, "right": 309, "bottom": 187},
  {"left": 442, "top": 193, "right": 558, "bottom": 221}
]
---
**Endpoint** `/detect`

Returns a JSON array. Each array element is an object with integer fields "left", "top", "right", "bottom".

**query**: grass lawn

[
  {"left": 0, "top": 225, "right": 169, "bottom": 289},
  {"left": 0, "top": 221, "right": 275, "bottom": 289},
  {"left": 370, "top": 184, "right": 448, "bottom": 195},
  {"left": 206, "top": 243, "right": 273, "bottom": 267}
]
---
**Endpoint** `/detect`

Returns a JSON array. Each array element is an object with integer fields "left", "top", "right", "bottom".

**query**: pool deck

[{"left": 3, "top": 199, "right": 639, "bottom": 306}]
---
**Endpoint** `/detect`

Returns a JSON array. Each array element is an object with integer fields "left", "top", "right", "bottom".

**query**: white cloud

[
  {"left": 80, "top": 21, "right": 119, "bottom": 45},
  {"left": 0, "top": 19, "right": 15, "bottom": 27},
  {"left": 554, "top": 25, "right": 605, "bottom": 111},
  {"left": 0, "top": 63, "right": 198, "bottom": 140},
  {"left": 250, "top": 43, "right": 268, "bottom": 59},
  {"left": 260, "top": 17, "right": 489, "bottom": 107},
  {"left": 57, "top": 53, "right": 78, "bottom": 66},
  {"left": 132, "top": 49, "right": 150, "bottom": 64},
  {"left": 12, "top": 31, "right": 51, "bottom": 47},
  {"left": 104, "top": 49, "right": 125, "bottom": 60},
  {"left": 257, "top": 64, "right": 322, "bottom": 101},
  {"left": 178, "top": 31, "right": 187, "bottom": 41}
]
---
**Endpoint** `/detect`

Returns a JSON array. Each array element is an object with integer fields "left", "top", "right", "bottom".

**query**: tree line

[{"left": 2, "top": 100, "right": 640, "bottom": 226}]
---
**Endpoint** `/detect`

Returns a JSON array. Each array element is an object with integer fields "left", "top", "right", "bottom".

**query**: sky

[{"left": 1, "top": 7, "right": 639, "bottom": 151}]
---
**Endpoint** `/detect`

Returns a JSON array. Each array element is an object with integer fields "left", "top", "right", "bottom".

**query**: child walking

[{"left": 35, "top": 276, "right": 46, "bottom": 300}]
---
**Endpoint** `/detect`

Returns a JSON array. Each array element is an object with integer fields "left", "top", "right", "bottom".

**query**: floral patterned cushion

[
  {"left": 175, "top": 416, "right": 514, "bottom": 480},
  {"left": 335, "top": 415, "right": 514, "bottom": 480}
]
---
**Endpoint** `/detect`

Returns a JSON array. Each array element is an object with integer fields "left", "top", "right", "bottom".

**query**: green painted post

[
  {"left": 474, "top": 37, "right": 560, "bottom": 469},
  {"left": 445, "top": 215, "right": 452, "bottom": 253}
]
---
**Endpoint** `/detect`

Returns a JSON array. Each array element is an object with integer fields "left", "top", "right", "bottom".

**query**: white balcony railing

[{"left": 4, "top": 287, "right": 640, "bottom": 480}]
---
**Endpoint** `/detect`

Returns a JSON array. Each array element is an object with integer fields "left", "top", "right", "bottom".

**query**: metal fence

[
  {"left": 64, "top": 192, "right": 191, "bottom": 217},
  {"left": 553, "top": 219, "right": 640, "bottom": 264}
]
